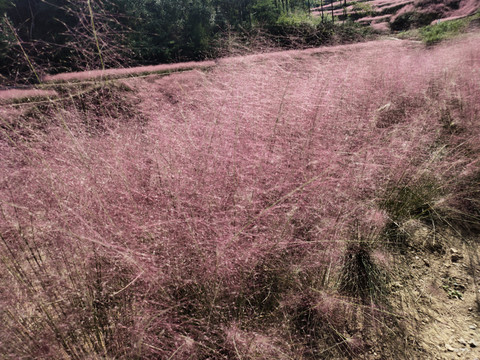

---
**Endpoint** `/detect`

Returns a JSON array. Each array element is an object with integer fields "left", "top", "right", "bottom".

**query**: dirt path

[{"left": 391, "top": 221, "right": 480, "bottom": 359}]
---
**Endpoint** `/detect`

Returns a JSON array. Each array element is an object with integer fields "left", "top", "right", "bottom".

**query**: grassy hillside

[{"left": 1, "top": 35, "right": 480, "bottom": 359}]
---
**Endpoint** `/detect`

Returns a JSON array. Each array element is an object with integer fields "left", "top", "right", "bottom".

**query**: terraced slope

[{"left": 312, "top": 0, "right": 480, "bottom": 31}]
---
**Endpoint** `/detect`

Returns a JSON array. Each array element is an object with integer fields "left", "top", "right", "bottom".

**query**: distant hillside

[{"left": 312, "top": 0, "right": 480, "bottom": 31}]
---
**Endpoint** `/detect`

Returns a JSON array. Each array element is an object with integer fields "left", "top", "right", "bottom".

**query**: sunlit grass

[{"left": 1, "top": 35, "right": 480, "bottom": 358}]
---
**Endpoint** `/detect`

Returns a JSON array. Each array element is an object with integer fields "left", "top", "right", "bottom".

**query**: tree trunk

[
  {"left": 331, "top": 0, "right": 334, "bottom": 23},
  {"left": 321, "top": 0, "right": 324, "bottom": 23}
]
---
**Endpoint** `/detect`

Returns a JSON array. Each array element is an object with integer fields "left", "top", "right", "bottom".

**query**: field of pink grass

[{"left": 1, "top": 35, "right": 480, "bottom": 358}]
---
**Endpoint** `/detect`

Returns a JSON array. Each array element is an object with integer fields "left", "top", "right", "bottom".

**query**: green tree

[
  {"left": 0, "top": 0, "right": 12, "bottom": 12},
  {"left": 252, "top": 0, "right": 280, "bottom": 25},
  {"left": 3, "top": 0, "right": 79, "bottom": 77},
  {"left": 183, "top": 0, "right": 214, "bottom": 57},
  {"left": 108, "top": 0, "right": 214, "bottom": 62}
]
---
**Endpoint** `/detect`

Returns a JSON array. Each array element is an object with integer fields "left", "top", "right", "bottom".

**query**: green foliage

[
  {"left": 0, "top": 0, "right": 12, "bottom": 13},
  {"left": 252, "top": 0, "right": 280, "bottom": 25},
  {"left": 183, "top": 1, "right": 214, "bottom": 56},
  {"left": 442, "top": 277, "right": 465, "bottom": 300},
  {"left": 3, "top": 0, "right": 90, "bottom": 78},
  {"left": 8, "top": 0, "right": 74, "bottom": 41},
  {"left": 390, "top": 11, "right": 438, "bottom": 31},
  {"left": 276, "top": 10, "right": 322, "bottom": 27},
  {"left": 351, "top": 1, "right": 374, "bottom": 17},
  {"left": 0, "top": 15, "right": 15, "bottom": 81},
  {"left": 420, "top": 13, "right": 480, "bottom": 45}
]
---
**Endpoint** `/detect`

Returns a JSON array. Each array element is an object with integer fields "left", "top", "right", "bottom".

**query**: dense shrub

[{"left": 390, "top": 11, "right": 439, "bottom": 31}]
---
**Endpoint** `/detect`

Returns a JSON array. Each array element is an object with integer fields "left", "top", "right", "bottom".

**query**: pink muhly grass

[{"left": 1, "top": 35, "right": 480, "bottom": 358}]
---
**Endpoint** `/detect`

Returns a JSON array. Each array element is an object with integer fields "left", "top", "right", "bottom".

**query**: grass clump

[
  {"left": 339, "top": 241, "right": 389, "bottom": 304},
  {"left": 382, "top": 179, "right": 441, "bottom": 223},
  {"left": 440, "top": 169, "right": 480, "bottom": 234},
  {"left": 379, "top": 177, "right": 444, "bottom": 248}
]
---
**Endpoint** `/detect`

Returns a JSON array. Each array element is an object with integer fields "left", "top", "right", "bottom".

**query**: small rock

[
  {"left": 469, "top": 307, "right": 473, "bottom": 312},
  {"left": 469, "top": 324, "right": 478, "bottom": 330},
  {"left": 452, "top": 253, "right": 463, "bottom": 262},
  {"left": 446, "top": 343, "right": 456, "bottom": 352},
  {"left": 458, "top": 338, "right": 467, "bottom": 346},
  {"left": 469, "top": 339, "right": 477, "bottom": 348},
  {"left": 450, "top": 248, "right": 464, "bottom": 262},
  {"left": 423, "top": 258, "right": 430, "bottom": 267}
]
